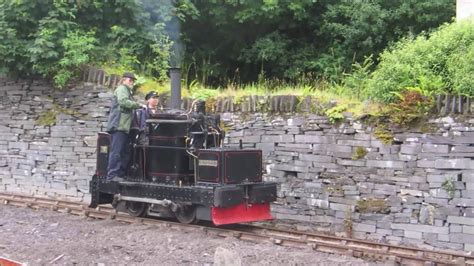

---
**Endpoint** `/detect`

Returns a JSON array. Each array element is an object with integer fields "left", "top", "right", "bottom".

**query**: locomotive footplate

[{"left": 89, "top": 175, "right": 277, "bottom": 225}]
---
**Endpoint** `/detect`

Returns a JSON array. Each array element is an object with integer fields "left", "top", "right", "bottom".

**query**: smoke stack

[{"left": 169, "top": 68, "right": 181, "bottom": 109}]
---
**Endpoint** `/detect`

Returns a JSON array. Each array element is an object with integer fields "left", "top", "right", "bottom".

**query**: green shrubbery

[{"left": 362, "top": 21, "right": 474, "bottom": 102}]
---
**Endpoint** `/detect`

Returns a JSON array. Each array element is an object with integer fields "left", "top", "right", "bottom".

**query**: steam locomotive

[{"left": 89, "top": 70, "right": 277, "bottom": 225}]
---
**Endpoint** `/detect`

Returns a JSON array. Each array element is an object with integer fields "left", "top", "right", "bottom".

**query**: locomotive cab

[{"left": 89, "top": 105, "right": 277, "bottom": 225}]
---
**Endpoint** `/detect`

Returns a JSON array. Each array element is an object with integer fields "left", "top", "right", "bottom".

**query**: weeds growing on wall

[
  {"left": 382, "top": 87, "right": 435, "bottom": 127},
  {"left": 352, "top": 146, "right": 368, "bottom": 160},
  {"left": 36, "top": 104, "right": 76, "bottom": 126},
  {"left": 356, "top": 198, "right": 390, "bottom": 214},
  {"left": 441, "top": 177, "right": 456, "bottom": 199},
  {"left": 325, "top": 104, "right": 348, "bottom": 123},
  {"left": 374, "top": 126, "right": 394, "bottom": 145},
  {"left": 343, "top": 207, "right": 353, "bottom": 238}
]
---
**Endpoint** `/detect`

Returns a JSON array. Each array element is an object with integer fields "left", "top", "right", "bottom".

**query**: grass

[
  {"left": 135, "top": 78, "right": 192, "bottom": 98},
  {"left": 98, "top": 64, "right": 377, "bottom": 118},
  {"left": 134, "top": 77, "right": 379, "bottom": 117}
]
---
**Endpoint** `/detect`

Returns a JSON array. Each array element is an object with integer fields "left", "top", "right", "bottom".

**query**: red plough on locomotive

[{"left": 89, "top": 69, "right": 277, "bottom": 225}]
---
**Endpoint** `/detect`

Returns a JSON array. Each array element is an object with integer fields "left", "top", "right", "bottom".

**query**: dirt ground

[{"left": 0, "top": 205, "right": 378, "bottom": 265}]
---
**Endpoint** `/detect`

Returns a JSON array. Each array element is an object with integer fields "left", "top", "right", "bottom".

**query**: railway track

[{"left": 1, "top": 192, "right": 473, "bottom": 265}]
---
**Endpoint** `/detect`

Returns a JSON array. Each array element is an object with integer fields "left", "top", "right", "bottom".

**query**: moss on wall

[{"left": 356, "top": 199, "right": 389, "bottom": 214}]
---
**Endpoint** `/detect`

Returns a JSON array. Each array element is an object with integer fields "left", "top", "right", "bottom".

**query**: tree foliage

[
  {"left": 0, "top": 0, "right": 183, "bottom": 87},
  {"left": 181, "top": 0, "right": 455, "bottom": 84},
  {"left": 0, "top": 0, "right": 456, "bottom": 91}
]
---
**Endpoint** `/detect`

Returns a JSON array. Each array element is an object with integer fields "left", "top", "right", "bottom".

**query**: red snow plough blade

[{"left": 211, "top": 202, "right": 272, "bottom": 225}]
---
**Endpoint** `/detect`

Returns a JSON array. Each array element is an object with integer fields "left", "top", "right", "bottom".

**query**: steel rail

[{"left": 1, "top": 192, "right": 473, "bottom": 265}]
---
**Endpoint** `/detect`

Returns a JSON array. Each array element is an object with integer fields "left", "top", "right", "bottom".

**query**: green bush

[
  {"left": 447, "top": 42, "right": 474, "bottom": 96},
  {"left": 364, "top": 21, "right": 474, "bottom": 102},
  {"left": 54, "top": 30, "right": 97, "bottom": 88}
]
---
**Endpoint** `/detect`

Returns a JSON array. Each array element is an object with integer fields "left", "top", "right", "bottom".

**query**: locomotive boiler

[{"left": 89, "top": 70, "right": 277, "bottom": 225}]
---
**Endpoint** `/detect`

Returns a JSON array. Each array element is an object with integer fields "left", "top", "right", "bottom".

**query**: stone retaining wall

[
  {"left": 223, "top": 112, "right": 474, "bottom": 251},
  {"left": 0, "top": 79, "right": 112, "bottom": 203},
  {"left": 1, "top": 78, "right": 474, "bottom": 252}
]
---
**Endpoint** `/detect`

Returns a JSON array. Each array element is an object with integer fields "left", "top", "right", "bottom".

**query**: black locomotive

[{"left": 89, "top": 100, "right": 277, "bottom": 225}]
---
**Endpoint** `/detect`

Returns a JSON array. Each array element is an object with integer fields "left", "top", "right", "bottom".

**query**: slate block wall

[
  {"left": 1, "top": 78, "right": 474, "bottom": 251},
  {"left": 221, "top": 112, "right": 474, "bottom": 251},
  {"left": 0, "top": 78, "right": 113, "bottom": 203}
]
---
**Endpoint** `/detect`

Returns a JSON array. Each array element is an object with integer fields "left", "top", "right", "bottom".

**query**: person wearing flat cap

[
  {"left": 105, "top": 72, "right": 142, "bottom": 182},
  {"left": 137, "top": 91, "right": 160, "bottom": 129}
]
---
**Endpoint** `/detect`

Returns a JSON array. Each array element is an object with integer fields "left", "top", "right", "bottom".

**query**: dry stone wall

[
  {"left": 222, "top": 112, "right": 474, "bottom": 252},
  {"left": 0, "top": 78, "right": 113, "bottom": 203},
  {"left": 1, "top": 78, "right": 474, "bottom": 252}
]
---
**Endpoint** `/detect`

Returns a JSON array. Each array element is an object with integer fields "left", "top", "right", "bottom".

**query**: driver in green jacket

[{"left": 106, "top": 72, "right": 142, "bottom": 182}]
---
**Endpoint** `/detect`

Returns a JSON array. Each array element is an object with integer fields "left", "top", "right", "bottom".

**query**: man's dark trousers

[{"left": 107, "top": 131, "right": 131, "bottom": 180}]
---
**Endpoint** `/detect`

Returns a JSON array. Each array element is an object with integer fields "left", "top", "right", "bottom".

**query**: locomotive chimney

[{"left": 169, "top": 67, "right": 181, "bottom": 109}]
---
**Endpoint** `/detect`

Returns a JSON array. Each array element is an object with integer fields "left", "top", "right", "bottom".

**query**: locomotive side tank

[{"left": 90, "top": 104, "right": 277, "bottom": 225}]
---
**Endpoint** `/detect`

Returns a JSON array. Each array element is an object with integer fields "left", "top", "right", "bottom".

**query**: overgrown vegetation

[
  {"left": 441, "top": 177, "right": 456, "bottom": 199},
  {"left": 1, "top": 0, "right": 470, "bottom": 129},
  {"left": 181, "top": 0, "right": 454, "bottom": 84},
  {"left": 363, "top": 21, "right": 474, "bottom": 102},
  {"left": 36, "top": 104, "right": 76, "bottom": 126},
  {"left": 343, "top": 207, "right": 353, "bottom": 238},
  {"left": 353, "top": 81, "right": 439, "bottom": 138},
  {"left": 325, "top": 104, "right": 347, "bottom": 123},
  {"left": 391, "top": 90, "right": 434, "bottom": 125},
  {"left": 351, "top": 147, "right": 368, "bottom": 160},
  {"left": 374, "top": 126, "right": 394, "bottom": 145},
  {"left": 0, "top": 0, "right": 455, "bottom": 90},
  {"left": 356, "top": 198, "right": 389, "bottom": 214},
  {"left": 0, "top": 0, "right": 179, "bottom": 88},
  {"left": 36, "top": 110, "right": 58, "bottom": 127}
]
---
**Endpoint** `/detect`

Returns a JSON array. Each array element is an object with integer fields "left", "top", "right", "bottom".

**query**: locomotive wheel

[
  {"left": 175, "top": 205, "right": 198, "bottom": 224},
  {"left": 125, "top": 201, "right": 148, "bottom": 217}
]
